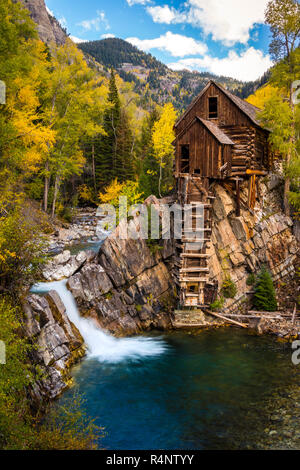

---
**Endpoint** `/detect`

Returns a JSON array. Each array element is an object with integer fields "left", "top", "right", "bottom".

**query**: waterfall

[{"left": 31, "top": 280, "right": 167, "bottom": 363}]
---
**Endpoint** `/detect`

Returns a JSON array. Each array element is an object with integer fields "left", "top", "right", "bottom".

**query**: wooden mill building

[{"left": 173, "top": 80, "right": 272, "bottom": 308}]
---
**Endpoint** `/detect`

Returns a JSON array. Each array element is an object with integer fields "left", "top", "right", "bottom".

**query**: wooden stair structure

[{"left": 174, "top": 175, "right": 217, "bottom": 308}]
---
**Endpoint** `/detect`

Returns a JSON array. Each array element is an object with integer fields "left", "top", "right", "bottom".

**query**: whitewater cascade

[{"left": 31, "top": 280, "right": 167, "bottom": 363}]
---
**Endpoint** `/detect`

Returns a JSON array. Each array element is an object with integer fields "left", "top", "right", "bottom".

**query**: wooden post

[
  {"left": 251, "top": 175, "right": 256, "bottom": 209},
  {"left": 92, "top": 143, "right": 96, "bottom": 192},
  {"left": 292, "top": 304, "right": 297, "bottom": 325},
  {"left": 233, "top": 177, "right": 242, "bottom": 217},
  {"left": 236, "top": 178, "right": 241, "bottom": 217}
]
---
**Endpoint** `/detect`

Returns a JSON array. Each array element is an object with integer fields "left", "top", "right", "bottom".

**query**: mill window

[
  {"left": 209, "top": 97, "right": 218, "bottom": 119},
  {"left": 180, "top": 145, "right": 190, "bottom": 173}
]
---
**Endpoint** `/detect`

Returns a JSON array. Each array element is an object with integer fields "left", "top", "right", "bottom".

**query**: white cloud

[
  {"left": 168, "top": 47, "right": 273, "bottom": 81},
  {"left": 77, "top": 10, "right": 110, "bottom": 31},
  {"left": 127, "top": 0, "right": 150, "bottom": 5},
  {"left": 58, "top": 16, "right": 67, "bottom": 29},
  {"left": 101, "top": 33, "right": 116, "bottom": 39},
  {"left": 147, "top": 0, "right": 270, "bottom": 45},
  {"left": 70, "top": 36, "right": 88, "bottom": 44},
  {"left": 146, "top": 5, "right": 185, "bottom": 24},
  {"left": 46, "top": 5, "right": 54, "bottom": 17},
  {"left": 126, "top": 31, "right": 207, "bottom": 57}
]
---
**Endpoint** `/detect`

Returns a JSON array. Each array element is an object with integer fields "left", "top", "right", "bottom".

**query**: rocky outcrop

[
  {"left": 68, "top": 216, "right": 176, "bottom": 335},
  {"left": 21, "top": 0, "right": 67, "bottom": 45},
  {"left": 43, "top": 250, "right": 96, "bottom": 281},
  {"left": 208, "top": 176, "right": 298, "bottom": 313},
  {"left": 23, "top": 291, "right": 85, "bottom": 402}
]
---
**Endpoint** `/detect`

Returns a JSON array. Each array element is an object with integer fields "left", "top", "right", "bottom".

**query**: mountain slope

[
  {"left": 20, "top": 1, "right": 269, "bottom": 112},
  {"left": 20, "top": 0, "right": 67, "bottom": 45},
  {"left": 79, "top": 38, "right": 270, "bottom": 111}
]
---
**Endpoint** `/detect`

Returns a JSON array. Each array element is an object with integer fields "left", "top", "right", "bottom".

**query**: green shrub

[
  {"left": 0, "top": 202, "right": 48, "bottom": 293},
  {"left": 253, "top": 266, "right": 278, "bottom": 312},
  {"left": 0, "top": 296, "right": 104, "bottom": 450},
  {"left": 221, "top": 277, "right": 237, "bottom": 299},
  {"left": 210, "top": 296, "right": 225, "bottom": 312},
  {"left": 246, "top": 273, "right": 256, "bottom": 286}
]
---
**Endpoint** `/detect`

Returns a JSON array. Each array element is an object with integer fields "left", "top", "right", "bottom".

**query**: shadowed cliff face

[
  {"left": 23, "top": 290, "right": 85, "bottom": 404},
  {"left": 20, "top": 0, "right": 67, "bottom": 45}
]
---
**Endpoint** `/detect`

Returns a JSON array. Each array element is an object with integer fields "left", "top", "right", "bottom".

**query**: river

[{"left": 31, "top": 232, "right": 300, "bottom": 450}]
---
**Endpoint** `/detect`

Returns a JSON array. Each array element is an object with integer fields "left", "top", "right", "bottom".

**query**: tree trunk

[
  {"left": 158, "top": 157, "right": 163, "bottom": 198},
  {"left": 51, "top": 174, "right": 60, "bottom": 218},
  {"left": 43, "top": 161, "right": 49, "bottom": 212},
  {"left": 284, "top": 81, "right": 296, "bottom": 217},
  {"left": 284, "top": 170, "right": 291, "bottom": 217},
  {"left": 92, "top": 143, "right": 96, "bottom": 191}
]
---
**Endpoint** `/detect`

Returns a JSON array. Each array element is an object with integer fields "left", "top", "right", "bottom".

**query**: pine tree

[
  {"left": 115, "top": 109, "right": 135, "bottom": 183},
  {"left": 253, "top": 266, "right": 278, "bottom": 312},
  {"left": 95, "top": 69, "right": 134, "bottom": 188},
  {"left": 95, "top": 69, "right": 121, "bottom": 187},
  {"left": 138, "top": 109, "right": 161, "bottom": 198}
]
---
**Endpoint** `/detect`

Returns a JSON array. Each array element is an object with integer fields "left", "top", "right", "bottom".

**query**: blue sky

[{"left": 45, "top": 0, "right": 273, "bottom": 81}]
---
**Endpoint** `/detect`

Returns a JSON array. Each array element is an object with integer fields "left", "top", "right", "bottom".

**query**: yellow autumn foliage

[{"left": 246, "top": 84, "right": 281, "bottom": 109}]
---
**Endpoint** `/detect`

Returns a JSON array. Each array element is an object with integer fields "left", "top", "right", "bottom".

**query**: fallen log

[
  {"left": 206, "top": 310, "right": 248, "bottom": 328},
  {"left": 292, "top": 304, "right": 297, "bottom": 325},
  {"left": 248, "top": 310, "right": 282, "bottom": 315},
  {"left": 225, "top": 314, "right": 283, "bottom": 320}
]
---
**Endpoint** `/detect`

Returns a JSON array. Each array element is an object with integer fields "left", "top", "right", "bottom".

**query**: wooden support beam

[
  {"left": 180, "top": 253, "right": 210, "bottom": 258},
  {"left": 183, "top": 231, "right": 212, "bottom": 236},
  {"left": 233, "top": 177, "right": 242, "bottom": 217},
  {"left": 292, "top": 304, "right": 297, "bottom": 325},
  {"left": 180, "top": 268, "right": 209, "bottom": 273},
  {"left": 182, "top": 238, "right": 211, "bottom": 243},
  {"left": 206, "top": 310, "right": 248, "bottom": 328},
  {"left": 246, "top": 169, "right": 268, "bottom": 176}
]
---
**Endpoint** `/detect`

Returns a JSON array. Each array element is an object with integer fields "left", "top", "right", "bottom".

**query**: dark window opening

[
  {"left": 180, "top": 145, "right": 190, "bottom": 173},
  {"left": 209, "top": 97, "right": 218, "bottom": 119},
  {"left": 187, "top": 284, "right": 197, "bottom": 293},
  {"left": 194, "top": 169, "right": 201, "bottom": 175}
]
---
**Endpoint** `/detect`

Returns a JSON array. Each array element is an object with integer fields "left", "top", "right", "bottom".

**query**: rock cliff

[
  {"left": 209, "top": 176, "right": 298, "bottom": 314},
  {"left": 21, "top": 0, "right": 67, "bottom": 45},
  {"left": 68, "top": 176, "right": 298, "bottom": 334},
  {"left": 68, "top": 215, "right": 176, "bottom": 335},
  {"left": 23, "top": 291, "right": 85, "bottom": 403}
]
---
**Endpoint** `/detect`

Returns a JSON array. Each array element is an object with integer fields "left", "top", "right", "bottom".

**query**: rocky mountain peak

[{"left": 20, "top": 0, "right": 67, "bottom": 45}]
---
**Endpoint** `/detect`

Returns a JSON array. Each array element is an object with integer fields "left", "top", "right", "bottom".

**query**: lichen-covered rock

[
  {"left": 42, "top": 250, "right": 96, "bottom": 281},
  {"left": 23, "top": 291, "right": 85, "bottom": 401},
  {"left": 68, "top": 263, "right": 113, "bottom": 302},
  {"left": 209, "top": 178, "right": 298, "bottom": 313}
]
